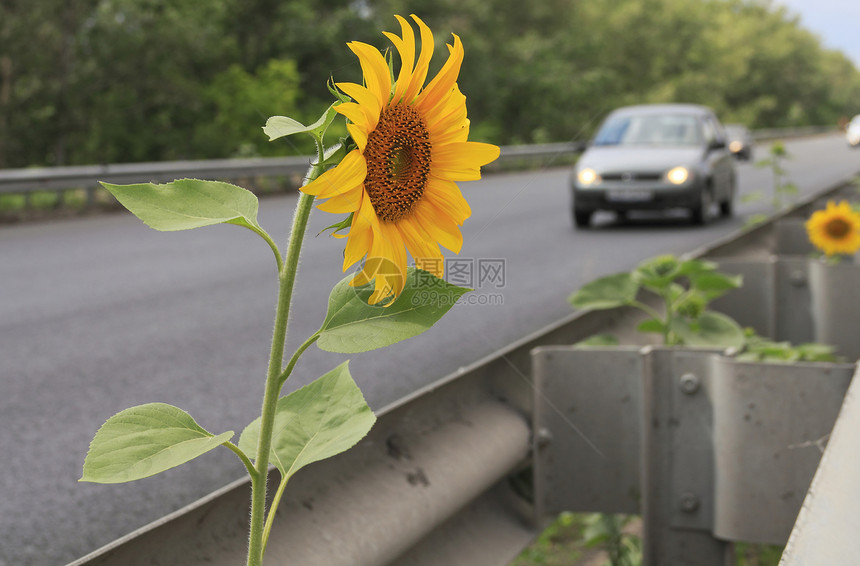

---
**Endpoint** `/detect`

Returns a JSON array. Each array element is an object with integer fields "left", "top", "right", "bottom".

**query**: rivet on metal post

[
  {"left": 679, "top": 492, "right": 700, "bottom": 513},
  {"left": 679, "top": 373, "right": 700, "bottom": 395},
  {"left": 535, "top": 427, "right": 553, "bottom": 448},
  {"left": 789, "top": 270, "right": 807, "bottom": 287}
]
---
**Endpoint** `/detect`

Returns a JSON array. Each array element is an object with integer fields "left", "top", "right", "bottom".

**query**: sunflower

[
  {"left": 806, "top": 200, "right": 860, "bottom": 257},
  {"left": 301, "top": 14, "right": 500, "bottom": 304}
]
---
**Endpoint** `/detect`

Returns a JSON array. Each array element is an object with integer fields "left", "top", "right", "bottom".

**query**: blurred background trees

[{"left": 2, "top": 0, "right": 859, "bottom": 168}]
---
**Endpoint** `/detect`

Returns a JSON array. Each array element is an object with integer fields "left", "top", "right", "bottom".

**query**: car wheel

[
  {"left": 720, "top": 177, "right": 735, "bottom": 217},
  {"left": 573, "top": 208, "right": 593, "bottom": 228},
  {"left": 690, "top": 187, "right": 712, "bottom": 225}
]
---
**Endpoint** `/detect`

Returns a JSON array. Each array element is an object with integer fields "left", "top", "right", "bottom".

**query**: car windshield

[{"left": 593, "top": 114, "right": 703, "bottom": 147}]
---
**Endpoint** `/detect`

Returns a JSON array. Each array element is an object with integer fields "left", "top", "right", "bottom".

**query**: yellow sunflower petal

[
  {"left": 398, "top": 217, "right": 444, "bottom": 277},
  {"left": 401, "top": 14, "right": 434, "bottom": 103},
  {"left": 316, "top": 185, "right": 363, "bottom": 214},
  {"left": 335, "top": 102, "right": 373, "bottom": 131},
  {"left": 335, "top": 82, "right": 380, "bottom": 130},
  {"left": 432, "top": 141, "right": 500, "bottom": 181},
  {"left": 384, "top": 15, "right": 415, "bottom": 104},
  {"left": 412, "top": 200, "right": 464, "bottom": 253},
  {"left": 343, "top": 193, "right": 379, "bottom": 270},
  {"left": 363, "top": 222, "right": 407, "bottom": 304},
  {"left": 301, "top": 149, "right": 366, "bottom": 198},
  {"left": 346, "top": 123, "right": 368, "bottom": 152},
  {"left": 424, "top": 176, "right": 471, "bottom": 224},
  {"left": 347, "top": 41, "right": 392, "bottom": 111},
  {"left": 416, "top": 34, "right": 464, "bottom": 113}
]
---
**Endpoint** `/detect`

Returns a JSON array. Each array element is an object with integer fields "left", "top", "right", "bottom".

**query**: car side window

[{"left": 702, "top": 117, "right": 717, "bottom": 145}]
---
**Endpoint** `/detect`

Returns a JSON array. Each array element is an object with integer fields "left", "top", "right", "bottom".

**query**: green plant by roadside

[
  {"left": 582, "top": 514, "right": 642, "bottom": 566},
  {"left": 79, "top": 16, "right": 500, "bottom": 566},
  {"left": 743, "top": 141, "right": 798, "bottom": 225},
  {"left": 736, "top": 328, "right": 841, "bottom": 363},
  {"left": 569, "top": 254, "right": 745, "bottom": 349}
]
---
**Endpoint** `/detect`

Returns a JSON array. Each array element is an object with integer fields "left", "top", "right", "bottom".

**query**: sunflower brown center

[
  {"left": 825, "top": 218, "right": 851, "bottom": 239},
  {"left": 364, "top": 104, "right": 431, "bottom": 222}
]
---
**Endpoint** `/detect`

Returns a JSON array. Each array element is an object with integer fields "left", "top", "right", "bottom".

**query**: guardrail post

[{"left": 640, "top": 348, "right": 731, "bottom": 566}]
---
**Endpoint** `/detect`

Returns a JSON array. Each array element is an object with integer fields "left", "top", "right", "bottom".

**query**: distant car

[
  {"left": 847, "top": 115, "right": 860, "bottom": 147},
  {"left": 724, "top": 124, "right": 754, "bottom": 160},
  {"left": 571, "top": 103, "right": 736, "bottom": 227}
]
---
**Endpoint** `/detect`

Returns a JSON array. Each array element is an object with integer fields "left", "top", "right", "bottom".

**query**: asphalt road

[{"left": 2, "top": 134, "right": 858, "bottom": 566}]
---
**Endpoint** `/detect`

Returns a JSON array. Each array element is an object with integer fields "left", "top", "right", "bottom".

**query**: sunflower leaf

[
  {"left": 568, "top": 272, "right": 639, "bottom": 310},
  {"left": 264, "top": 102, "right": 340, "bottom": 143},
  {"left": 238, "top": 362, "right": 375, "bottom": 480},
  {"left": 81, "top": 403, "right": 233, "bottom": 484},
  {"left": 316, "top": 268, "right": 470, "bottom": 353},
  {"left": 101, "top": 179, "right": 265, "bottom": 234},
  {"left": 671, "top": 310, "right": 745, "bottom": 349}
]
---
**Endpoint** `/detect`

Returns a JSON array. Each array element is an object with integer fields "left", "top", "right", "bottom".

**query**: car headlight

[
  {"left": 666, "top": 166, "right": 689, "bottom": 185},
  {"left": 577, "top": 168, "right": 601, "bottom": 186},
  {"left": 729, "top": 140, "right": 743, "bottom": 153}
]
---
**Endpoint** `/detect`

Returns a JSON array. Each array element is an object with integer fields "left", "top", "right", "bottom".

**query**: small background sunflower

[{"left": 806, "top": 200, "right": 860, "bottom": 258}]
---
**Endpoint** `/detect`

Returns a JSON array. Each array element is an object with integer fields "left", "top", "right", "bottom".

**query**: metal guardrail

[
  {"left": 0, "top": 143, "right": 582, "bottom": 196},
  {"left": 65, "top": 166, "right": 859, "bottom": 563},
  {"left": 0, "top": 126, "right": 836, "bottom": 198}
]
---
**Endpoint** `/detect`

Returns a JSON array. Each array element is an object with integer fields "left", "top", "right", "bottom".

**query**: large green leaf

[
  {"left": 672, "top": 310, "right": 745, "bottom": 349},
  {"left": 568, "top": 272, "right": 639, "bottom": 310},
  {"left": 316, "top": 268, "right": 470, "bottom": 353},
  {"left": 238, "top": 362, "right": 375, "bottom": 480},
  {"left": 689, "top": 271, "right": 742, "bottom": 300},
  {"left": 263, "top": 103, "right": 340, "bottom": 142},
  {"left": 81, "top": 403, "right": 233, "bottom": 484},
  {"left": 101, "top": 178, "right": 263, "bottom": 232}
]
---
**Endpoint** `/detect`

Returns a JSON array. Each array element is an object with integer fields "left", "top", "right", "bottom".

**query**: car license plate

[{"left": 607, "top": 190, "right": 652, "bottom": 202}]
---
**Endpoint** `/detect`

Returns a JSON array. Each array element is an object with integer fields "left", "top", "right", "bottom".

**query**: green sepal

[
  {"left": 80, "top": 403, "right": 233, "bottom": 484},
  {"left": 317, "top": 212, "right": 354, "bottom": 237},
  {"left": 238, "top": 362, "right": 375, "bottom": 481},
  {"left": 327, "top": 77, "right": 351, "bottom": 103},
  {"left": 316, "top": 268, "right": 470, "bottom": 353}
]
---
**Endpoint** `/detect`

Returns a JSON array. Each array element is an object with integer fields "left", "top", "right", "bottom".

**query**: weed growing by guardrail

[
  {"left": 79, "top": 15, "right": 499, "bottom": 566},
  {"left": 569, "top": 254, "right": 745, "bottom": 348},
  {"left": 743, "top": 141, "right": 798, "bottom": 225}
]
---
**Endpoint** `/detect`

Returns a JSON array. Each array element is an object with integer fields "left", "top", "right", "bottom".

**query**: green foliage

[
  {"left": 736, "top": 329, "right": 840, "bottom": 363},
  {"left": 80, "top": 403, "right": 233, "bottom": 484},
  {"left": 101, "top": 179, "right": 265, "bottom": 233},
  {"left": 4, "top": 0, "right": 860, "bottom": 168},
  {"left": 316, "top": 268, "right": 471, "bottom": 353},
  {"left": 238, "top": 362, "right": 375, "bottom": 481},
  {"left": 198, "top": 59, "right": 308, "bottom": 157},
  {"left": 582, "top": 513, "right": 642, "bottom": 566},
  {"left": 568, "top": 255, "right": 745, "bottom": 348},
  {"left": 748, "top": 141, "right": 798, "bottom": 215}
]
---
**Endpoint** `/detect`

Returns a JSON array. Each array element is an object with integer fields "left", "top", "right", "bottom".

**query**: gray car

[{"left": 571, "top": 104, "right": 736, "bottom": 227}]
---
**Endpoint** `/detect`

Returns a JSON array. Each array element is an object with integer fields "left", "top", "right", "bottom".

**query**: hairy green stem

[
  {"left": 224, "top": 441, "right": 256, "bottom": 478},
  {"left": 277, "top": 333, "right": 320, "bottom": 389},
  {"left": 246, "top": 145, "right": 325, "bottom": 566}
]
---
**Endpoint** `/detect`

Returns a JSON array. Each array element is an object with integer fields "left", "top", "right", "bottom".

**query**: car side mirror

[{"left": 709, "top": 139, "right": 726, "bottom": 151}]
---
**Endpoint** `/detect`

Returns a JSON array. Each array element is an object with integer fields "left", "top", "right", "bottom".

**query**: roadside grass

[{"left": 510, "top": 512, "right": 783, "bottom": 566}]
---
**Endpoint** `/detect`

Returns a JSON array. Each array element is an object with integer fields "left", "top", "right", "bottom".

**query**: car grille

[{"left": 601, "top": 172, "right": 662, "bottom": 182}]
